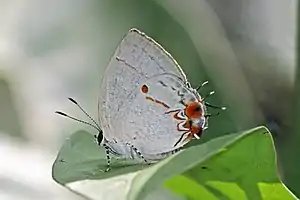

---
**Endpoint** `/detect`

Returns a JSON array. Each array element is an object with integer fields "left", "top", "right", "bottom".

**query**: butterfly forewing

[{"left": 98, "top": 29, "right": 188, "bottom": 143}]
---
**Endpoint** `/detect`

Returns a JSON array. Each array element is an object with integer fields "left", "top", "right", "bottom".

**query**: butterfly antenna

[
  {"left": 204, "top": 112, "right": 220, "bottom": 118},
  {"left": 55, "top": 111, "right": 100, "bottom": 132},
  {"left": 196, "top": 81, "right": 209, "bottom": 91},
  {"left": 205, "top": 102, "right": 226, "bottom": 110},
  {"left": 202, "top": 91, "right": 215, "bottom": 101},
  {"left": 67, "top": 97, "right": 101, "bottom": 130}
]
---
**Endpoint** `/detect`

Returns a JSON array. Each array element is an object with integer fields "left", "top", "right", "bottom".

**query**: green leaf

[
  {"left": 52, "top": 130, "right": 144, "bottom": 185},
  {"left": 52, "top": 126, "right": 297, "bottom": 200}
]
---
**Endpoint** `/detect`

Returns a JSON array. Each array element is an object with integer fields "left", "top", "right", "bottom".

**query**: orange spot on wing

[
  {"left": 183, "top": 120, "right": 191, "bottom": 129},
  {"left": 180, "top": 125, "right": 203, "bottom": 143},
  {"left": 190, "top": 125, "right": 201, "bottom": 135},
  {"left": 174, "top": 121, "right": 203, "bottom": 146},
  {"left": 185, "top": 102, "right": 203, "bottom": 119},
  {"left": 189, "top": 126, "right": 203, "bottom": 139},
  {"left": 141, "top": 84, "right": 149, "bottom": 93},
  {"left": 146, "top": 96, "right": 170, "bottom": 109}
]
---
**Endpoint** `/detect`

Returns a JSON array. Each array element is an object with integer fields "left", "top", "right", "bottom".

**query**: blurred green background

[{"left": 0, "top": 0, "right": 297, "bottom": 199}]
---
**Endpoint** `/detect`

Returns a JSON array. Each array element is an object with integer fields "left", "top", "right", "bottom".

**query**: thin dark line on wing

[
  {"left": 116, "top": 56, "right": 139, "bottom": 73},
  {"left": 140, "top": 46, "right": 166, "bottom": 73},
  {"left": 158, "top": 80, "right": 168, "bottom": 87},
  {"left": 132, "top": 29, "right": 186, "bottom": 79},
  {"left": 115, "top": 56, "right": 144, "bottom": 111},
  {"left": 152, "top": 55, "right": 166, "bottom": 73},
  {"left": 139, "top": 41, "right": 150, "bottom": 70}
]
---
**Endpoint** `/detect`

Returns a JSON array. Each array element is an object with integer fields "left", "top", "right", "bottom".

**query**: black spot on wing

[
  {"left": 158, "top": 80, "right": 168, "bottom": 87},
  {"left": 177, "top": 90, "right": 185, "bottom": 97}
]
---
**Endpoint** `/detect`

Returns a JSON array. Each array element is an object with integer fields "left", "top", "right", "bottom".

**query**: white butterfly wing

[
  {"left": 98, "top": 29, "right": 191, "bottom": 155},
  {"left": 116, "top": 74, "right": 199, "bottom": 155}
]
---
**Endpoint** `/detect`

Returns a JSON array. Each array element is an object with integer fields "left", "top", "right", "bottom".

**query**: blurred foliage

[
  {"left": 0, "top": 76, "right": 24, "bottom": 139},
  {"left": 278, "top": 0, "right": 300, "bottom": 196}
]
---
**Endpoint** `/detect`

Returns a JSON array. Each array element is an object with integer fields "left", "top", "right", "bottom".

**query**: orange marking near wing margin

[
  {"left": 164, "top": 109, "right": 180, "bottom": 114},
  {"left": 173, "top": 112, "right": 186, "bottom": 120},
  {"left": 145, "top": 96, "right": 170, "bottom": 109}
]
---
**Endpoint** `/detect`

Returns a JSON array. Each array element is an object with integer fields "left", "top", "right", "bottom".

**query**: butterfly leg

[
  {"left": 173, "top": 130, "right": 190, "bottom": 147},
  {"left": 103, "top": 143, "right": 111, "bottom": 172},
  {"left": 161, "top": 146, "right": 183, "bottom": 156},
  {"left": 126, "top": 143, "right": 148, "bottom": 164}
]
